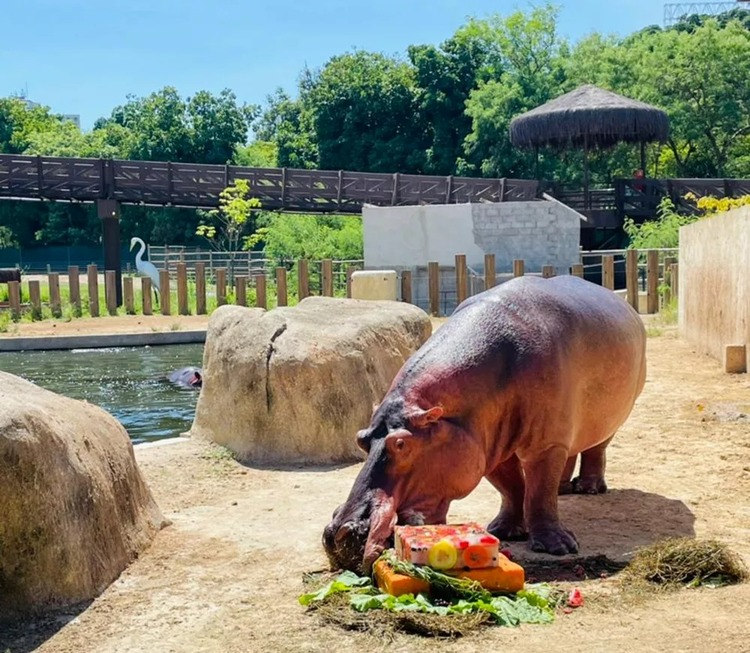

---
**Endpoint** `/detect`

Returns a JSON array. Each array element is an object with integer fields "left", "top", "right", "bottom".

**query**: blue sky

[{"left": 4, "top": 0, "right": 665, "bottom": 131}]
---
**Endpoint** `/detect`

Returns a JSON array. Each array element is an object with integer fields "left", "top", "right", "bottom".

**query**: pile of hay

[{"left": 621, "top": 538, "right": 748, "bottom": 591}]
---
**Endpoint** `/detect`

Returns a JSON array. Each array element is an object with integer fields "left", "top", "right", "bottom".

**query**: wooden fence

[{"left": 0, "top": 250, "right": 679, "bottom": 321}]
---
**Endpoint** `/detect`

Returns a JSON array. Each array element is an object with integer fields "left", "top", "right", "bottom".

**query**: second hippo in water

[
  {"left": 168, "top": 367, "right": 203, "bottom": 389},
  {"left": 323, "top": 275, "right": 647, "bottom": 573}
]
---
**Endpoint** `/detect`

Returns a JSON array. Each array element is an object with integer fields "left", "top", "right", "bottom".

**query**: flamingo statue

[{"left": 130, "top": 237, "right": 161, "bottom": 293}]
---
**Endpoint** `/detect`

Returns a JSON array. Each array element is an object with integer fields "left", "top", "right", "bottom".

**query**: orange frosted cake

[{"left": 394, "top": 522, "right": 501, "bottom": 570}]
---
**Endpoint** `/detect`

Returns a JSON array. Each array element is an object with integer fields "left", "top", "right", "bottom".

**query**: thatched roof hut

[{"left": 509, "top": 85, "right": 670, "bottom": 150}]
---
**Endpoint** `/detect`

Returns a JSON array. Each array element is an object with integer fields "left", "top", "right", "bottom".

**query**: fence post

[
  {"left": 142, "top": 278, "right": 153, "bottom": 315},
  {"left": 255, "top": 274, "right": 267, "bottom": 309},
  {"left": 276, "top": 267, "right": 288, "bottom": 307},
  {"left": 298, "top": 259, "right": 310, "bottom": 301},
  {"left": 513, "top": 259, "right": 525, "bottom": 277},
  {"left": 646, "top": 250, "right": 659, "bottom": 314},
  {"left": 428, "top": 261, "right": 440, "bottom": 317},
  {"left": 484, "top": 254, "right": 496, "bottom": 290},
  {"left": 235, "top": 275, "right": 247, "bottom": 306},
  {"left": 571, "top": 264, "right": 584, "bottom": 278},
  {"left": 8, "top": 281, "right": 21, "bottom": 320},
  {"left": 176, "top": 262, "right": 189, "bottom": 315},
  {"left": 455, "top": 254, "right": 468, "bottom": 306},
  {"left": 322, "top": 259, "right": 333, "bottom": 296},
  {"left": 124, "top": 277, "right": 135, "bottom": 314},
  {"left": 68, "top": 265, "right": 81, "bottom": 316},
  {"left": 602, "top": 255, "right": 615, "bottom": 290},
  {"left": 87, "top": 264, "right": 99, "bottom": 317},
  {"left": 346, "top": 266, "right": 355, "bottom": 299},
  {"left": 542, "top": 265, "right": 555, "bottom": 278},
  {"left": 670, "top": 262, "right": 679, "bottom": 299},
  {"left": 159, "top": 269, "right": 171, "bottom": 316},
  {"left": 215, "top": 268, "right": 227, "bottom": 307},
  {"left": 105, "top": 270, "right": 117, "bottom": 316},
  {"left": 48, "top": 272, "right": 62, "bottom": 318},
  {"left": 401, "top": 270, "right": 412, "bottom": 304},
  {"left": 195, "top": 262, "right": 207, "bottom": 315},
  {"left": 626, "top": 249, "right": 639, "bottom": 312},
  {"left": 28, "top": 280, "right": 42, "bottom": 320},
  {"left": 663, "top": 256, "right": 676, "bottom": 304}
]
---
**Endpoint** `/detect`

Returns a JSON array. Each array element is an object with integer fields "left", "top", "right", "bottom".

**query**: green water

[{"left": 0, "top": 344, "right": 204, "bottom": 443}]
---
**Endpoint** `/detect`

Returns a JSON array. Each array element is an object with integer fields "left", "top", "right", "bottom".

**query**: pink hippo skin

[{"left": 322, "top": 275, "right": 647, "bottom": 573}]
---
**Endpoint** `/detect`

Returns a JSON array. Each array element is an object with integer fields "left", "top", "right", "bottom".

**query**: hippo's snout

[{"left": 322, "top": 505, "right": 372, "bottom": 573}]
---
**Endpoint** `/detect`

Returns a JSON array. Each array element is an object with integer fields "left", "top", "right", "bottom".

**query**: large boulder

[
  {"left": 0, "top": 372, "right": 166, "bottom": 621},
  {"left": 190, "top": 296, "right": 432, "bottom": 466}
]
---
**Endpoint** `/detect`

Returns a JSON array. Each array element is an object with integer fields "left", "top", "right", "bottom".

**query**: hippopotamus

[
  {"left": 323, "top": 274, "right": 646, "bottom": 573},
  {"left": 168, "top": 366, "right": 203, "bottom": 389}
]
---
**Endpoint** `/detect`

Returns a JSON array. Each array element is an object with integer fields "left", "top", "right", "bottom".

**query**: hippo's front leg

[
  {"left": 486, "top": 455, "right": 528, "bottom": 540},
  {"left": 521, "top": 444, "right": 579, "bottom": 555}
]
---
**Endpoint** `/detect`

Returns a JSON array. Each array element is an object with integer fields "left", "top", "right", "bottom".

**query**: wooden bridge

[{"left": 0, "top": 154, "right": 539, "bottom": 211}]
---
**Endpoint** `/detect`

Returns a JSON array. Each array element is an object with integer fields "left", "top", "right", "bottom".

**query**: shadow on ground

[{"left": 0, "top": 601, "right": 92, "bottom": 653}]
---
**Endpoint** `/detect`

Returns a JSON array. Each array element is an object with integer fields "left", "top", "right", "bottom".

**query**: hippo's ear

[
  {"left": 406, "top": 405, "right": 444, "bottom": 430},
  {"left": 356, "top": 428, "right": 371, "bottom": 453}
]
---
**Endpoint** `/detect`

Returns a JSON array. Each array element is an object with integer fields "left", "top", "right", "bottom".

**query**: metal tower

[{"left": 664, "top": 1, "right": 750, "bottom": 26}]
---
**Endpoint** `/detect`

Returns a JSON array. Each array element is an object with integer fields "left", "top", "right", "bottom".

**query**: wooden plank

[
  {"left": 571, "top": 263, "right": 584, "bottom": 278},
  {"left": 235, "top": 275, "right": 247, "bottom": 306},
  {"left": 401, "top": 270, "right": 412, "bottom": 303},
  {"left": 455, "top": 254, "right": 467, "bottom": 306},
  {"left": 346, "top": 266, "right": 355, "bottom": 299},
  {"left": 602, "top": 255, "right": 615, "bottom": 290},
  {"left": 428, "top": 261, "right": 440, "bottom": 317},
  {"left": 123, "top": 277, "right": 135, "bottom": 314},
  {"left": 195, "top": 262, "right": 206, "bottom": 315},
  {"left": 663, "top": 257, "right": 676, "bottom": 304},
  {"left": 670, "top": 262, "right": 679, "bottom": 299},
  {"left": 68, "top": 265, "right": 81, "bottom": 316},
  {"left": 276, "top": 267, "right": 288, "bottom": 306},
  {"left": 159, "top": 269, "right": 171, "bottom": 315},
  {"left": 626, "top": 249, "right": 639, "bottom": 312},
  {"left": 542, "top": 265, "right": 555, "bottom": 278},
  {"left": 646, "top": 250, "right": 659, "bottom": 314},
  {"left": 176, "top": 262, "right": 189, "bottom": 315},
  {"left": 216, "top": 268, "right": 227, "bottom": 306},
  {"left": 8, "top": 280, "right": 21, "bottom": 320},
  {"left": 28, "top": 280, "right": 42, "bottom": 320},
  {"left": 48, "top": 272, "right": 62, "bottom": 318},
  {"left": 105, "top": 270, "right": 117, "bottom": 316},
  {"left": 255, "top": 274, "right": 267, "bottom": 309},
  {"left": 297, "top": 259, "right": 310, "bottom": 300},
  {"left": 142, "top": 277, "right": 153, "bottom": 315},
  {"left": 87, "top": 264, "right": 99, "bottom": 317},
  {"left": 513, "top": 259, "right": 525, "bottom": 277},
  {"left": 322, "top": 259, "right": 333, "bottom": 297},
  {"left": 484, "top": 254, "right": 496, "bottom": 289}
]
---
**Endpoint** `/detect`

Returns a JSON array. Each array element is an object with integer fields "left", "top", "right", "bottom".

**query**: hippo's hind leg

[
  {"left": 572, "top": 435, "right": 613, "bottom": 495},
  {"left": 486, "top": 455, "right": 528, "bottom": 541},
  {"left": 558, "top": 455, "right": 578, "bottom": 495}
]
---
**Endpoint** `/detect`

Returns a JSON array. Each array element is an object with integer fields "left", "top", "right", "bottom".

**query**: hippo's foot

[
  {"left": 571, "top": 475, "right": 608, "bottom": 495},
  {"left": 487, "top": 515, "right": 528, "bottom": 541},
  {"left": 529, "top": 525, "right": 579, "bottom": 555},
  {"left": 558, "top": 480, "right": 574, "bottom": 495}
]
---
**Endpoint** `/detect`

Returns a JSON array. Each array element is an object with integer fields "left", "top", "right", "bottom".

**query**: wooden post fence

[
  {"left": 68, "top": 265, "right": 81, "bottom": 316},
  {"left": 602, "top": 255, "right": 615, "bottom": 290},
  {"left": 428, "top": 261, "right": 440, "bottom": 317},
  {"left": 298, "top": 259, "right": 310, "bottom": 301},
  {"left": 346, "top": 266, "right": 355, "bottom": 299},
  {"left": 626, "top": 249, "right": 639, "bottom": 312},
  {"left": 216, "top": 268, "right": 227, "bottom": 307},
  {"left": 105, "top": 270, "right": 117, "bottom": 316},
  {"left": 571, "top": 263, "right": 584, "bottom": 278},
  {"left": 663, "top": 257, "right": 676, "bottom": 304},
  {"left": 401, "top": 270, "right": 412, "bottom": 303},
  {"left": 276, "top": 267, "right": 288, "bottom": 306},
  {"left": 235, "top": 275, "right": 247, "bottom": 306},
  {"left": 670, "top": 262, "right": 679, "bottom": 299},
  {"left": 123, "top": 277, "right": 135, "bottom": 314},
  {"left": 87, "top": 264, "right": 99, "bottom": 317},
  {"left": 484, "top": 254, "right": 496, "bottom": 290},
  {"left": 48, "top": 272, "right": 61, "bottom": 318},
  {"left": 542, "top": 265, "right": 555, "bottom": 278},
  {"left": 455, "top": 254, "right": 467, "bottom": 306},
  {"left": 513, "top": 259, "right": 525, "bottom": 277},
  {"left": 322, "top": 259, "right": 333, "bottom": 297},
  {"left": 8, "top": 281, "right": 21, "bottom": 320},
  {"left": 159, "top": 270, "right": 171, "bottom": 316},
  {"left": 28, "top": 280, "right": 42, "bottom": 320},
  {"left": 176, "top": 262, "right": 189, "bottom": 315},
  {"left": 255, "top": 274, "right": 267, "bottom": 309},
  {"left": 142, "top": 278, "right": 153, "bottom": 315},
  {"left": 646, "top": 250, "right": 659, "bottom": 314},
  {"left": 195, "top": 262, "right": 207, "bottom": 315}
]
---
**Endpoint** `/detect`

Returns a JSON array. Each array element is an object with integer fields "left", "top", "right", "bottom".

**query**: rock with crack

[
  {"left": 0, "top": 372, "right": 167, "bottom": 621},
  {"left": 190, "top": 297, "right": 432, "bottom": 466}
]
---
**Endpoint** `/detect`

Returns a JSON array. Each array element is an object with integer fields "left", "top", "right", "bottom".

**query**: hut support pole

[
  {"left": 583, "top": 137, "right": 590, "bottom": 210},
  {"left": 640, "top": 142, "right": 646, "bottom": 175}
]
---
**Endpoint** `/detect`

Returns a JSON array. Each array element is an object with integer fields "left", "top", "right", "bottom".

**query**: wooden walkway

[{"left": 0, "top": 154, "right": 539, "bottom": 212}]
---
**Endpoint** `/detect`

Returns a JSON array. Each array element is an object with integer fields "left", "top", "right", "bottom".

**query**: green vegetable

[{"left": 298, "top": 570, "right": 373, "bottom": 606}]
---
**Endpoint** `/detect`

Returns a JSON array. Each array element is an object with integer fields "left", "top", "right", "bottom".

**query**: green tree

[{"left": 0, "top": 98, "right": 60, "bottom": 153}]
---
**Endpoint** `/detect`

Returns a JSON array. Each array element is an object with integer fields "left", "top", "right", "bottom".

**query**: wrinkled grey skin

[
  {"left": 167, "top": 366, "right": 202, "bottom": 389},
  {"left": 323, "top": 275, "right": 647, "bottom": 573}
]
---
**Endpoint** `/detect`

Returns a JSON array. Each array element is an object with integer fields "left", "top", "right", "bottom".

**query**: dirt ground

[
  {"left": 3, "top": 324, "right": 750, "bottom": 653},
  {"left": 0, "top": 314, "right": 210, "bottom": 337}
]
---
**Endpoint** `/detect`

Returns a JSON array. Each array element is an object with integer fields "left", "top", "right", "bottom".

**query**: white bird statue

[{"left": 130, "top": 237, "right": 161, "bottom": 293}]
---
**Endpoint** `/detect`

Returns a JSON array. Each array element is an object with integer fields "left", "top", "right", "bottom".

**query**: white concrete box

[{"left": 351, "top": 270, "right": 398, "bottom": 301}]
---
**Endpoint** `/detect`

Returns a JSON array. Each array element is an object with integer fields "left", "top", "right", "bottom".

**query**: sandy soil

[
  {"left": 3, "top": 326, "right": 750, "bottom": 653},
  {"left": 0, "top": 314, "right": 210, "bottom": 337}
]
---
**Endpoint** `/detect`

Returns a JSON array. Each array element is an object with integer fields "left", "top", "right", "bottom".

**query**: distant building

[{"left": 6, "top": 91, "right": 81, "bottom": 129}]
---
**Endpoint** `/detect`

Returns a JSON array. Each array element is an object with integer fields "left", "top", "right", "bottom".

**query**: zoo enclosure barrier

[{"left": 0, "top": 249, "right": 679, "bottom": 321}]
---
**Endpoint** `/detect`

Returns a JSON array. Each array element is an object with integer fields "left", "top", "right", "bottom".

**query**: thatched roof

[{"left": 509, "top": 85, "right": 670, "bottom": 150}]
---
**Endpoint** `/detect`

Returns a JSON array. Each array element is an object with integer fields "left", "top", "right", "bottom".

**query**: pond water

[{"left": 0, "top": 344, "right": 204, "bottom": 443}]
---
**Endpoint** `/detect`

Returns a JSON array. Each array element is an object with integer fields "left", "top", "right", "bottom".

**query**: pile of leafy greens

[{"left": 299, "top": 552, "right": 563, "bottom": 627}]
